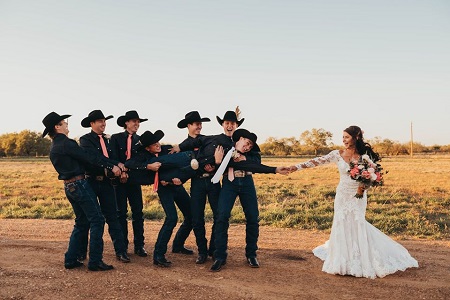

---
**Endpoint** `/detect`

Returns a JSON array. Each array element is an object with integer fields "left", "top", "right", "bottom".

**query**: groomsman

[
  {"left": 210, "top": 129, "right": 289, "bottom": 272},
  {"left": 42, "top": 111, "right": 116, "bottom": 271},
  {"left": 79, "top": 110, "right": 130, "bottom": 263},
  {"left": 125, "top": 130, "right": 194, "bottom": 267},
  {"left": 110, "top": 110, "right": 149, "bottom": 257},
  {"left": 174, "top": 110, "right": 237, "bottom": 264}
]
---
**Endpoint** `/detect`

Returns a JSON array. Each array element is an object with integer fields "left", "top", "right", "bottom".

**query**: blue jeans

[
  {"left": 151, "top": 151, "right": 197, "bottom": 183},
  {"left": 115, "top": 182, "right": 145, "bottom": 250},
  {"left": 153, "top": 184, "right": 193, "bottom": 259},
  {"left": 64, "top": 179, "right": 105, "bottom": 266},
  {"left": 87, "top": 179, "right": 127, "bottom": 255},
  {"left": 213, "top": 175, "right": 259, "bottom": 261},
  {"left": 190, "top": 176, "right": 220, "bottom": 255}
]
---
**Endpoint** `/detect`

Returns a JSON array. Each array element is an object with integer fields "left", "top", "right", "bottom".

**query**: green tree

[{"left": 299, "top": 128, "right": 333, "bottom": 155}]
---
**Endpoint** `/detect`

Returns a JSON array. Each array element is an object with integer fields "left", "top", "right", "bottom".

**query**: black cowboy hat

[
  {"left": 42, "top": 112, "right": 71, "bottom": 137},
  {"left": 139, "top": 130, "right": 165, "bottom": 148},
  {"left": 232, "top": 128, "right": 260, "bottom": 152},
  {"left": 117, "top": 110, "right": 148, "bottom": 127},
  {"left": 81, "top": 110, "right": 113, "bottom": 128},
  {"left": 177, "top": 111, "right": 211, "bottom": 129},
  {"left": 216, "top": 111, "right": 244, "bottom": 127}
]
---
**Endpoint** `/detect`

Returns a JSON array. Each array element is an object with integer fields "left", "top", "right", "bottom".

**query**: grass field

[{"left": 0, "top": 156, "right": 449, "bottom": 239}]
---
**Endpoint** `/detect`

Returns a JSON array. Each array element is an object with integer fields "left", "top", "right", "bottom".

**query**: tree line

[{"left": 0, "top": 129, "right": 449, "bottom": 157}]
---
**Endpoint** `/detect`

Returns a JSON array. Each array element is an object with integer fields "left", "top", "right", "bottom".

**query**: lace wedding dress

[{"left": 295, "top": 150, "right": 418, "bottom": 279}]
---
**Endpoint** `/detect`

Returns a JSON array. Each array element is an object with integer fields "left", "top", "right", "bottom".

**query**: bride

[{"left": 289, "top": 125, "right": 418, "bottom": 279}]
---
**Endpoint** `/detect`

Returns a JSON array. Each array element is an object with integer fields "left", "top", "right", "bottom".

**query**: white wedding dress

[{"left": 296, "top": 150, "right": 418, "bottom": 279}]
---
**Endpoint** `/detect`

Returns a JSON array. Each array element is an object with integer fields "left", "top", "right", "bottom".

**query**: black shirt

[{"left": 49, "top": 133, "right": 115, "bottom": 180}]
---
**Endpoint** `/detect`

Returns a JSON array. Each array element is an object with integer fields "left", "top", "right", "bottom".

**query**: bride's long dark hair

[{"left": 344, "top": 125, "right": 380, "bottom": 162}]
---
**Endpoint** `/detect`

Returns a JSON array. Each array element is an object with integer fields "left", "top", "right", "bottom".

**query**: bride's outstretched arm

[{"left": 289, "top": 150, "right": 340, "bottom": 172}]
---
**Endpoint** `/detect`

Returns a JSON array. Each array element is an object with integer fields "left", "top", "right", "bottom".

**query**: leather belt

[
  {"left": 229, "top": 170, "right": 252, "bottom": 178},
  {"left": 86, "top": 175, "right": 105, "bottom": 181},
  {"left": 63, "top": 175, "right": 85, "bottom": 184}
]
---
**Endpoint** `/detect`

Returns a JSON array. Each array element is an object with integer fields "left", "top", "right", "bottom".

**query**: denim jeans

[
  {"left": 151, "top": 151, "right": 197, "bottom": 183},
  {"left": 115, "top": 182, "right": 145, "bottom": 250},
  {"left": 87, "top": 179, "right": 127, "bottom": 255},
  {"left": 64, "top": 178, "right": 105, "bottom": 266},
  {"left": 213, "top": 175, "right": 259, "bottom": 261},
  {"left": 190, "top": 176, "right": 220, "bottom": 255},
  {"left": 153, "top": 184, "right": 193, "bottom": 259}
]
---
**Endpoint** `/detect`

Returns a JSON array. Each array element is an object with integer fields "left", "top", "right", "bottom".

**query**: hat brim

[
  {"left": 81, "top": 115, "right": 113, "bottom": 128},
  {"left": 117, "top": 116, "right": 148, "bottom": 127},
  {"left": 216, "top": 116, "right": 244, "bottom": 127},
  {"left": 232, "top": 129, "right": 260, "bottom": 152},
  {"left": 177, "top": 117, "right": 211, "bottom": 129},
  {"left": 42, "top": 114, "right": 71, "bottom": 137}
]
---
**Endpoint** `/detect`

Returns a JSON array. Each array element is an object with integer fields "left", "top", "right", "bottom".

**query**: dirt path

[{"left": 0, "top": 219, "right": 449, "bottom": 300}]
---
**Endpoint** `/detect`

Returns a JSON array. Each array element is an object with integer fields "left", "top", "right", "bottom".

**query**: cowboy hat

[
  {"left": 216, "top": 111, "right": 244, "bottom": 127},
  {"left": 81, "top": 110, "right": 113, "bottom": 128},
  {"left": 177, "top": 111, "right": 211, "bottom": 128},
  {"left": 139, "top": 130, "right": 165, "bottom": 147},
  {"left": 42, "top": 112, "right": 71, "bottom": 137},
  {"left": 232, "top": 128, "right": 260, "bottom": 152},
  {"left": 117, "top": 110, "right": 148, "bottom": 127}
]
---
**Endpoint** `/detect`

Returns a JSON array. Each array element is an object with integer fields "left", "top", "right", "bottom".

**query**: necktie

[
  {"left": 126, "top": 133, "right": 132, "bottom": 160},
  {"left": 98, "top": 135, "right": 109, "bottom": 157},
  {"left": 211, "top": 147, "right": 235, "bottom": 184},
  {"left": 228, "top": 166, "right": 235, "bottom": 182},
  {"left": 153, "top": 153, "right": 159, "bottom": 192}
]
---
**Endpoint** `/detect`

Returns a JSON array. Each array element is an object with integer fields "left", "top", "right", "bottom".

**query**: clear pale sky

[{"left": 1, "top": 0, "right": 449, "bottom": 146}]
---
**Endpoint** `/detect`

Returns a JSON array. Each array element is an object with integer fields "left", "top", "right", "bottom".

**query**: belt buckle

[
  {"left": 96, "top": 176, "right": 104, "bottom": 181},
  {"left": 234, "top": 170, "right": 245, "bottom": 178},
  {"left": 201, "top": 173, "right": 210, "bottom": 178}
]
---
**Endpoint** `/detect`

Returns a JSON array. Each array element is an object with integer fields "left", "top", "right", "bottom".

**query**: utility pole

[{"left": 410, "top": 121, "right": 413, "bottom": 157}]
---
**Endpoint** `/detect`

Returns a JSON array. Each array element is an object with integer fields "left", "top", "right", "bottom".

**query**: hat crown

[
  {"left": 216, "top": 111, "right": 244, "bottom": 126},
  {"left": 185, "top": 111, "right": 201, "bottom": 120},
  {"left": 81, "top": 110, "right": 113, "bottom": 127},
  {"left": 42, "top": 112, "right": 71, "bottom": 137},
  {"left": 232, "top": 128, "right": 260, "bottom": 152},
  {"left": 125, "top": 110, "right": 140, "bottom": 119},
  {"left": 177, "top": 111, "right": 210, "bottom": 128},
  {"left": 139, "top": 130, "right": 165, "bottom": 147},
  {"left": 42, "top": 112, "right": 60, "bottom": 128},
  {"left": 117, "top": 110, "right": 148, "bottom": 127},
  {"left": 88, "top": 110, "right": 106, "bottom": 119}
]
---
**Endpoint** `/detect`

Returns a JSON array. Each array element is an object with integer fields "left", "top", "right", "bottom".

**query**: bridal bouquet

[{"left": 348, "top": 154, "right": 384, "bottom": 198}]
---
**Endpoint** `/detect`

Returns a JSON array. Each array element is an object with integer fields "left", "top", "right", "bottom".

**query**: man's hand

[
  {"left": 204, "top": 164, "right": 215, "bottom": 173},
  {"left": 118, "top": 162, "right": 127, "bottom": 172},
  {"left": 275, "top": 166, "right": 290, "bottom": 175},
  {"left": 147, "top": 162, "right": 161, "bottom": 172},
  {"left": 171, "top": 178, "right": 182, "bottom": 185},
  {"left": 214, "top": 145, "right": 224, "bottom": 164},
  {"left": 168, "top": 145, "right": 180, "bottom": 154},
  {"left": 112, "top": 165, "right": 121, "bottom": 176}
]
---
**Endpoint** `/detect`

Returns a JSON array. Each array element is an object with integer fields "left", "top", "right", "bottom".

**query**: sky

[{"left": 1, "top": 0, "right": 449, "bottom": 146}]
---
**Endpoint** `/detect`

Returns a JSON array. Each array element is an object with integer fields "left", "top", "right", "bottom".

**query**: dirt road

[{"left": 0, "top": 219, "right": 449, "bottom": 300}]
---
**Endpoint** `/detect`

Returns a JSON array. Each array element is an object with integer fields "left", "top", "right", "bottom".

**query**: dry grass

[{"left": 1, "top": 156, "right": 449, "bottom": 239}]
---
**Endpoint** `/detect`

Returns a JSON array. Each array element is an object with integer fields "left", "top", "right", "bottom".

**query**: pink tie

[
  {"left": 228, "top": 167, "right": 234, "bottom": 182},
  {"left": 98, "top": 135, "right": 109, "bottom": 157},
  {"left": 153, "top": 153, "right": 159, "bottom": 192},
  {"left": 126, "top": 134, "right": 132, "bottom": 160}
]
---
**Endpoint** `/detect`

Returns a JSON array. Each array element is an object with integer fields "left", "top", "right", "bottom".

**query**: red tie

[
  {"left": 153, "top": 153, "right": 159, "bottom": 192},
  {"left": 126, "top": 133, "right": 132, "bottom": 160},
  {"left": 98, "top": 135, "right": 109, "bottom": 157}
]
